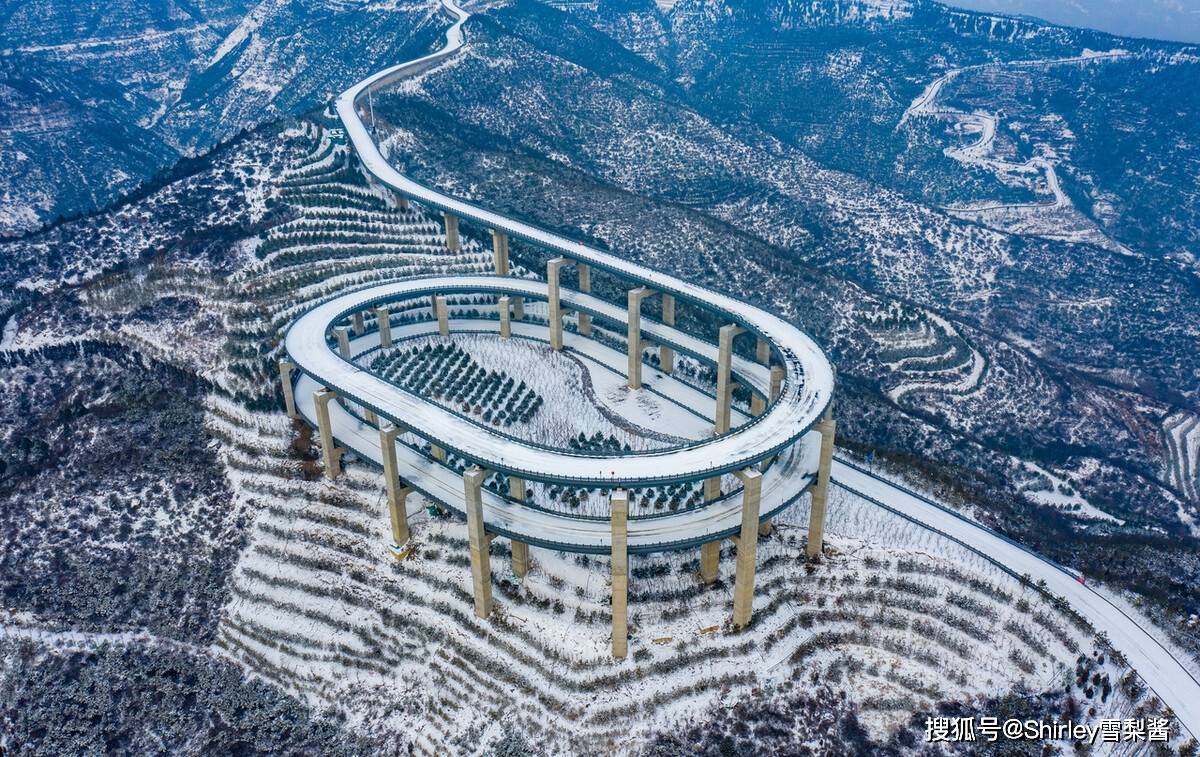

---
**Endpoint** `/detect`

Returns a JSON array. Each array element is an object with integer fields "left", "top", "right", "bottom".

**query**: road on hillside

[
  {"left": 336, "top": 0, "right": 1200, "bottom": 735},
  {"left": 834, "top": 458, "right": 1200, "bottom": 733}
]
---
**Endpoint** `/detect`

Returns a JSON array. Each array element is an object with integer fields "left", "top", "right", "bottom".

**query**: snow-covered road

[
  {"left": 900, "top": 48, "right": 1135, "bottom": 253},
  {"left": 286, "top": 276, "right": 826, "bottom": 485},
  {"left": 835, "top": 458, "right": 1200, "bottom": 733},
  {"left": 323, "top": 0, "right": 1199, "bottom": 733},
  {"left": 293, "top": 316, "right": 820, "bottom": 552},
  {"left": 333, "top": 2, "right": 834, "bottom": 421}
]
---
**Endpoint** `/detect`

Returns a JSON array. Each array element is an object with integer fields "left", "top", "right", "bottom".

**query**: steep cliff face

[{"left": 0, "top": 0, "right": 444, "bottom": 236}]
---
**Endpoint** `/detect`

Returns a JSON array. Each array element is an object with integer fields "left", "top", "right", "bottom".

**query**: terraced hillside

[
  {"left": 211, "top": 383, "right": 1137, "bottom": 749},
  {"left": 204, "top": 122, "right": 1161, "bottom": 751},
  {"left": 368, "top": 0, "right": 1200, "bottom": 664},
  {"left": 211, "top": 400, "right": 1171, "bottom": 752},
  {"left": 216, "top": 121, "right": 491, "bottom": 405},
  {"left": 0, "top": 0, "right": 446, "bottom": 236},
  {"left": 0, "top": 120, "right": 382, "bottom": 752},
  {"left": 2, "top": 0, "right": 1197, "bottom": 745},
  {"left": 0, "top": 103, "right": 1182, "bottom": 750}
]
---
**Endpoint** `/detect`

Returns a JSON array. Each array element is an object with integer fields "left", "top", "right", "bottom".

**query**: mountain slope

[
  {"left": 0, "top": 0, "right": 445, "bottom": 236},
  {"left": 368, "top": 0, "right": 1200, "bottom": 654}
]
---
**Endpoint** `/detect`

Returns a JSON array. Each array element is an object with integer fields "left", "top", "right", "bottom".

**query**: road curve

[
  {"left": 281, "top": 0, "right": 834, "bottom": 547},
  {"left": 332, "top": 0, "right": 833, "bottom": 439},
  {"left": 294, "top": 315, "right": 821, "bottom": 552},
  {"left": 286, "top": 276, "right": 819, "bottom": 485}
]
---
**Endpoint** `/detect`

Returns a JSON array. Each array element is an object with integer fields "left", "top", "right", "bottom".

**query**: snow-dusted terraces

[{"left": 272, "top": 0, "right": 1200, "bottom": 720}]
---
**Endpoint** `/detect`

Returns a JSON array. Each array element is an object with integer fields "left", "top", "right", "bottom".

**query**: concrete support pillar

[
  {"left": 509, "top": 476, "right": 528, "bottom": 577},
  {"left": 547, "top": 257, "right": 568, "bottom": 351},
  {"left": 732, "top": 468, "right": 763, "bottom": 628},
  {"left": 699, "top": 476, "right": 721, "bottom": 583},
  {"left": 769, "top": 365, "right": 784, "bottom": 403},
  {"left": 626, "top": 287, "right": 651, "bottom": 389},
  {"left": 715, "top": 324, "right": 745, "bottom": 434},
  {"left": 491, "top": 230, "right": 509, "bottom": 275},
  {"left": 807, "top": 414, "right": 837, "bottom": 560},
  {"left": 750, "top": 395, "right": 766, "bottom": 417},
  {"left": 700, "top": 541, "right": 720, "bottom": 584},
  {"left": 703, "top": 476, "right": 721, "bottom": 502},
  {"left": 509, "top": 475, "right": 527, "bottom": 500},
  {"left": 660, "top": 294, "right": 675, "bottom": 374},
  {"left": 435, "top": 295, "right": 449, "bottom": 337},
  {"left": 511, "top": 541, "right": 529, "bottom": 579},
  {"left": 313, "top": 389, "right": 344, "bottom": 480},
  {"left": 464, "top": 466, "right": 492, "bottom": 618},
  {"left": 379, "top": 424, "right": 413, "bottom": 553},
  {"left": 396, "top": 195, "right": 409, "bottom": 211},
  {"left": 513, "top": 297, "right": 524, "bottom": 321},
  {"left": 279, "top": 359, "right": 297, "bottom": 419},
  {"left": 353, "top": 311, "right": 365, "bottom": 337},
  {"left": 610, "top": 489, "right": 629, "bottom": 658},
  {"left": 333, "top": 329, "right": 372, "bottom": 422},
  {"left": 498, "top": 295, "right": 511, "bottom": 338},
  {"left": 577, "top": 263, "right": 592, "bottom": 337},
  {"left": 375, "top": 307, "right": 392, "bottom": 348},
  {"left": 431, "top": 444, "right": 446, "bottom": 463},
  {"left": 756, "top": 336, "right": 770, "bottom": 366},
  {"left": 335, "top": 327, "right": 351, "bottom": 360},
  {"left": 443, "top": 212, "right": 460, "bottom": 252},
  {"left": 760, "top": 367, "right": 787, "bottom": 475}
]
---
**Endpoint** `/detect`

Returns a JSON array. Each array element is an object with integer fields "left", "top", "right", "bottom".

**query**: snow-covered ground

[
  {"left": 1164, "top": 410, "right": 1200, "bottom": 511},
  {"left": 213, "top": 389, "right": 1115, "bottom": 747},
  {"left": 834, "top": 457, "right": 1200, "bottom": 732},
  {"left": 1018, "top": 460, "right": 1123, "bottom": 525},
  {"left": 901, "top": 49, "right": 1135, "bottom": 254},
  {"left": 368, "top": 331, "right": 707, "bottom": 452},
  {"left": 312, "top": 0, "right": 1200, "bottom": 736},
  {"left": 1, "top": 2, "right": 1127, "bottom": 749}
]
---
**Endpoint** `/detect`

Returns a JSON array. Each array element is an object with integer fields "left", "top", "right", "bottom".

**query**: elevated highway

[
  {"left": 281, "top": 0, "right": 1200, "bottom": 723},
  {"left": 280, "top": 0, "right": 837, "bottom": 656}
]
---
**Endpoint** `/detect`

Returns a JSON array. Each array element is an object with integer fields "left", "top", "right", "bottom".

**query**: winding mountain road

[
  {"left": 328, "top": 0, "right": 1198, "bottom": 733},
  {"left": 901, "top": 49, "right": 1134, "bottom": 254},
  {"left": 286, "top": 275, "right": 828, "bottom": 485}
]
